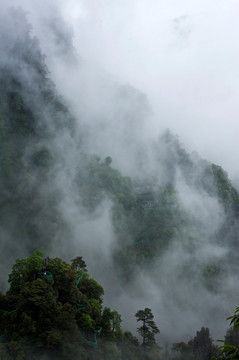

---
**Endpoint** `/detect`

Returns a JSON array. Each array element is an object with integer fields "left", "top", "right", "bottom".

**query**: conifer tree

[{"left": 135, "top": 308, "right": 160, "bottom": 347}]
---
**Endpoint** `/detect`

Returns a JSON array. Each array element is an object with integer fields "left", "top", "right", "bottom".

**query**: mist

[
  {"left": 1, "top": 0, "right": 239, "bottom": 351},
  {"left": 27, "top": 0, "right": 239, "bottom": 180}
]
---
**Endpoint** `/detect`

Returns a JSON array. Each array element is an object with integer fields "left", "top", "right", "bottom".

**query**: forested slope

[{"left": 1, "top": 7, "right": 239, "bottom": 360}]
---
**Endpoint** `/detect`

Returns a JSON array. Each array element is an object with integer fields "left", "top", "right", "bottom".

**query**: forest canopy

[{"left": 0, "top": 252, "right": 161, "bottom": 360}]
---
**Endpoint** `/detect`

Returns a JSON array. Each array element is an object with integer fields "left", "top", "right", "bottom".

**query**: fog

[
  {"left": 32, "top": 0, "right": 239, "bottom": 180},
  {"left": 4, "top": 0, "right": 239, "bottom": 177},
  {"left": 1, "top": 0, "right": 239, "bottom": 348}
]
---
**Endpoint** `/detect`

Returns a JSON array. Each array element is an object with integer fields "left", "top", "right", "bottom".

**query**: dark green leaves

[{"left": 135, "top": 308, "right": 160, "bottom": 347}]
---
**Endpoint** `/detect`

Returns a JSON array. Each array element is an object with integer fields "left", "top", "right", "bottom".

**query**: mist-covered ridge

[{"left": 0, "top": 7, "right": 239, "bottom": 359}]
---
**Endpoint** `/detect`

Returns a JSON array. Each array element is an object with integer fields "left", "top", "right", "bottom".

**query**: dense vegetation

[
  {"left": 1, "top": 252, "right": 238, "bottom": 360},
  {"left": 0, "top": 252, "right": 160, "bottom": 360},
  {"left": 0, "top": 7, "right": 239, "bottom": 360}
]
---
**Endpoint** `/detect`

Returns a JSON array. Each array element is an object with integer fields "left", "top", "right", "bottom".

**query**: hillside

[{"left": 0, "top": 7, "right": 239, "bottom": 359}]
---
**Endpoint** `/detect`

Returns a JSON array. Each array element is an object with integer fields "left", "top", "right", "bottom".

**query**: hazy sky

[
  {"left": 4, "top": 0, "right": 239, "bottom": 179},
  {"left": 56, "top": 0, "right": 239, "bottom": 180}
]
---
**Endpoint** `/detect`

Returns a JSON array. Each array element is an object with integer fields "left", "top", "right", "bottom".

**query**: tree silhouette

[
  {"left": 189, "top": 327, "right": 216, "bottom": 360},
  {"left": 71, "top": 256, "right": 88, "bottom": 272},
  {"left": 135, "top": 308, "right": 160, "bottom": 347}
]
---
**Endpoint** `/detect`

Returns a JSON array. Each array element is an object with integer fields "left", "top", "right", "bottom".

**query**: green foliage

[
  {"left": 2, "top": 8, "right": 239, "bottom": 360},
  {"left": 8, "top": 251, "right": 44, "bottom": 293},
  {"left": 213, "top": 308, "right": 239, "bottom": 360},
  {"left": 71, "top": 256, "right": 88, "bottom": 273},
  {"left": 8, "top": 92, "right": 36, "bottom": 136},
  {"left": 212, "top": 343, "right": 239, "bottom": 360},
  {"left": 111, "top": 310, "right": 122, "bottom": 333},
  {"left": 201, "top": 262, "right": 221, "bottom": 292},
  {"left": 124, "top": 331, "right": 139, "bottom": 346},
  {"left": 1, "top": 254, "right": 92, "bottom": 348},
  {"left": 88, "top": 299, "right": 102, "bottom": 324},
  {"left": 79, "top": 313, "right": 94, "bottom": 331},
  {"left": 78, "top": 278, "right": 104, "bottom": 303},
  {"left": 0, "top": 109, "right": 14, "bottom": 177},
  {"left": 172, "top": 341, "right": 193, "bottom": 360},
  {"left": 101, "top": 307, "right": 122, "bottom": 335},
  {"left": 113, "top": 183, "right": 189, "bottom": 279},
  {"left": 188, "top": 327, "right": 216, "bottom": 360},
  {"left": 1, "top": 252, "right": 143, "bottom": 359},
  {"left": 135, "top": 308, "right": 160, "bottom": 347},
  {"left": 210, "top": 164, "right": 239, "bottom": 215},
  {"left": 0, "top": 251, "right": 159, "bottom": 359},
  {"left": 32, "top": 147, "right": 52, "bottom": 168},
  {"left": 76, "top": 155, "right": 135, "bottom": 213},
  {"left": 227, "top": 307, "right": 239, "bottom": 330},
  {"left": 102, "top": 307, "right": 113, "bottom": 333}
]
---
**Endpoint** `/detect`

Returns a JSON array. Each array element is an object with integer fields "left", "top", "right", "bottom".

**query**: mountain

[{"left": 0, "top": 7, "right": 239, "bottom": 359}]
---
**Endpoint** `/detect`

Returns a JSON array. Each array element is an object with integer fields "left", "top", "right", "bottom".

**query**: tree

[
  {"left": 102, "top": 307, "right": 122, "bottom": 335},
  {"left": 8, "top": 250, "right": 44, "bottom": 293},
  {"left": 71, "top": 256, "right": 88, "bottom": 272},
  {"left": 225, "top": 327, "right": 239, "bottom": 350},
  {"left": 135, "top": 308, "right": 160, "bottom": 347},
  {"left": 189, "top": 327, "right": 216, "bottom": 360},
  {"left": 104, "top": 156, "right": 112, "bottom": 166},
  {"left": 212, "top": 307, "right": 239, "bottom": 360},
  {"left": 111, "top": 310, "right": 122, "bottom": 333},
  {"left": 1, "top": 252, "right": 107, "bottom": 355},
  {"left": 172, "top": 341, "right": 193, "bottom": 360}
]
